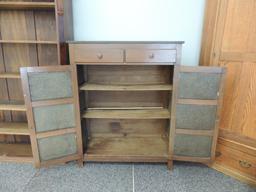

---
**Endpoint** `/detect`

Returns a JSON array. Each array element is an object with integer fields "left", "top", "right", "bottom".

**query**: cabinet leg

[
  {"left": 78, "top": 159, "right": 84, "bottom": 168},
  {"left": 167, "top": 160, "right": 173, "bottom": 170}
]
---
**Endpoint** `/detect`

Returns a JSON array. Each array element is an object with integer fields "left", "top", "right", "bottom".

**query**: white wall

[{"left": 73, "top": 0, "right": 206, "bottom": 66}]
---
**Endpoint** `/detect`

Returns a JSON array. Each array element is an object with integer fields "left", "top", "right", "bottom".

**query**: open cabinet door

[
  {"left": 20, "top": 66, "right": 83, "bottom": 168},
  {"left": 170, "top": 66, "right": 226, "bottom": 164}
]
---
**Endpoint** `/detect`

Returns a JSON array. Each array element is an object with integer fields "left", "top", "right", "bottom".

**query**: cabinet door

[
  {"left": 20, "top": 65, "right": 83, "bottom": 168},
  {"left": 170, "top": 66, "right": 225, "bottom": 163}
]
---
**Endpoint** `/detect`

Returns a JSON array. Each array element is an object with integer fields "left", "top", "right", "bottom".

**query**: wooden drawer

[
  {"left": 75, "top": 49, "right": 124, "bottom": 63},
  {"left": 215, "top": 143, "right": 256, "bottom": 179},
  {"left": 125, "top": 49, "right": 176, "bottom": 63}
]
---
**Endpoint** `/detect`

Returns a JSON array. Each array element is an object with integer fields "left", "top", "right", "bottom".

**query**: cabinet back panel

[
  {"left": 87, "top": 119, "right": 168, "bottom": 137},
  {"left": 87, "top": 91, "right": 169, "bottom": 108},
  {"left": 86, "top": 65, "right": 172, "bottom": 85}
]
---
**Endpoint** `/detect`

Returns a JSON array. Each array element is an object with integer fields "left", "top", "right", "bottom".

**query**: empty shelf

[
  {"left": 80, "top": 83, "right": 173, "bottom": 91},
  {"left": 0, "top": 143, "right": 33, "bottom": 163},
  {"left": 0, "top": 2, "right": 55, "bottom": 10},
  {"left": 0, "top": 101, "right": 26, "bottom": 112},
  {"left": 84, "top": 137, "right": 168, "bottom": 162},
  {"left": 0, "top": 73, "right": 20, "bottom": 79},
  {"left": 83, "top": 108, "right": 171, "bottom": 119},
  {"left": 0, "top": 122, "right": 29, "bottom": 135}
]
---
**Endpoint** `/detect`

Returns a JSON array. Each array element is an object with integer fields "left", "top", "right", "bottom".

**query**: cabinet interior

[{"left": 78, "top": 65, "right": 174, "bottom": 160}]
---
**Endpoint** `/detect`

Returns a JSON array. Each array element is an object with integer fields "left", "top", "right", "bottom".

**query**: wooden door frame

[{"left": 20, "top": 65, "right": 83, "bottom": 168}]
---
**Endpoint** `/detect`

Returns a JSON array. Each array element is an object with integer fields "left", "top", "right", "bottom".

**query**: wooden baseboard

[{"left": 210, "top": 162, "right": 256, "bottom": 187}]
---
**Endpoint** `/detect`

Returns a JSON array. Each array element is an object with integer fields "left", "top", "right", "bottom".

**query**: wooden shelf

[
  {"left": 84, "top": 137, "right": 168, "bottom": 162},
  {"left": 0, "top": 73, "right": 20, "bottom": 79},
  {"left": 0, "top": 143, "right": 33, "bottom": 163},
  {"left": 80, "top": 83, "right": 173, "bottom": 91},
  {"left": 0, "top": 2, "right": 55, "bottom": 10},
  {"left": 83, "top": 108, "right": 171, "bottom": 119},
  {"left": 0, "top": 40, "right": 58, "bottom": 44},
  {"left": 0, "top": 122, "right": 29, "bottom": 135},
  {"left": 0, "top": 101, "right": 26, "bottom": 112}
]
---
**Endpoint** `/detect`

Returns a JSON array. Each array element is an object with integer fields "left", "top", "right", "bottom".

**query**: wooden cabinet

[
  {"left": 0, "top": 0, "right": 73, "bottom": 163},
  {"left": 11, "top": 41, "right": 224, "bottom": 168},
  {"left": 68, "top": 42, "right": 225, "bottom": 169},
  {"left": 200, "top": 0, "right": 256, "bottom": 185}
]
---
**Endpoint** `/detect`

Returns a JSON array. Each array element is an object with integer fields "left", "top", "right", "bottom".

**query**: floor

[{"left": 0, "top": 162, "right": 255, "bottom": 192}]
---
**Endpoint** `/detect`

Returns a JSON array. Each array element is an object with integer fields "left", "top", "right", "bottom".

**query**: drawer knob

[
  {"left": 97, "top": 53, "right": 103, "bottom": 60},
  {"left": 149, "top": 53, "right": 155, "bottom": 59},
  {"left": 239, "top": 160, "right": 252, "bottom": 168}
]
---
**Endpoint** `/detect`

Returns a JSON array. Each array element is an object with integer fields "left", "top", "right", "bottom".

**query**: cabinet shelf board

[
  {"left": 0, "top": 143, "right": 33, "bottom": 163},
  {"left": 84, "top": 137, "right": 168, "bottom": 162},
  {"left": 0, "top": 40, "right": 58, "bottom": 44},
  {"left": 0, "top": 122, "right": 29, "bottom": 135},
  {"left": 0, "top": 101, "right": 26, "bottom": 111},
  {"left": 80, "top": 83, "right": 173, "bottom": 91},
  {"left": 0, "top": 2, "right": 55, "bottom": 10},
  {"left": 83, "top": 108, "right": 171, "bottom": 119},
  {"left": 0, "top": 73, "right": 20, "bottom": 79}
]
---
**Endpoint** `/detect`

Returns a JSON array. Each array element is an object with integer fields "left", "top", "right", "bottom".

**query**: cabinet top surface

[{"left": 67, "top": 41, "right": 185, "bottom": 44}]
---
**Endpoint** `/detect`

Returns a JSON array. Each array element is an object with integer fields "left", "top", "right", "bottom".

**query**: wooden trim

[
  {"left": 169, "top": 65, "right": 180, "bottom": 169},
  {"left": 72, "top": 62, "right": 176, "bottom": 66},
  {"left": 31, "top": 98, "right": 73, "bottom": 107},
  {"left": 87, "top": 107, "right": 163, "bottom": 110},
  {"left": 177, "top": 99, "right": 218, "bottom": 106},
  {"left": 0, "top": 156, "right": 33, "bottom": 163},
  {"left": 180, "top": 66, "right": 224, "bottom": 73},
  {"left": 173, "top": 156, "right": 211, "bottom": 163},
  {"left": 25, "top": 65, "right": 71, "bottom": 73},
  {"left": 84, "top": 154, "right": 168, "bottom": 163},
  {"left": 55, "top": 0, "right": 61, "bottom": 64},
  {"left": 20, "top": 67, "right": 41, "bottom": 168},
  {"left": 176, "top": 129, "right": 214, "bottom": 136},
  {"left": 219, "top": 129, "right": 256, "bottom": 149},
  {"left": 211, "top": 70, "right": 226, "bottom": 161},
  {"left": 40, "top": 154, "right": 81, "bottom": 168},
  {"left": 36, "top": 128, "right": 76, "bottom": 139},
  {"left": 0, "top": 73, "right": 20, "bottom": 79},
  {"left": 0, "top": 40, "right": 58, "bottom": 44},
  {"left": 211, "top": 0, "right": 229, "bottom": 66},
  {"left": 210, "top": 162, "right": 256, "bottom": 186},
  {"left": 70, "top": 65, "right": 84, "bottom": 163},
  {"left": 0, "top": 2, "right": 55, "bottom": 10},
  {"left": 200, "top": 0, "right": 221, "bottom": 66}
]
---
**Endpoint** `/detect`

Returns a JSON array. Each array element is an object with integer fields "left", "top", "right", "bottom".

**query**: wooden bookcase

[{"left": 0, "top": 0, "right": 73, "bottom": 163}]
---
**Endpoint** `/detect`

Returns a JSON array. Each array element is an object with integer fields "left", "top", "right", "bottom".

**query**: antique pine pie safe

[{"left": 20, "top": 42, "right": 226, "bottom": 168}]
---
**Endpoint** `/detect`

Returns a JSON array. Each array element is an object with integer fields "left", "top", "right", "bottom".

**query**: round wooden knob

[
  {"left": 97, "top": 53, "right": 103, "bottom": 59},
  {"left": 149, "top": 53, "right": 154, "bottom": 59}
]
